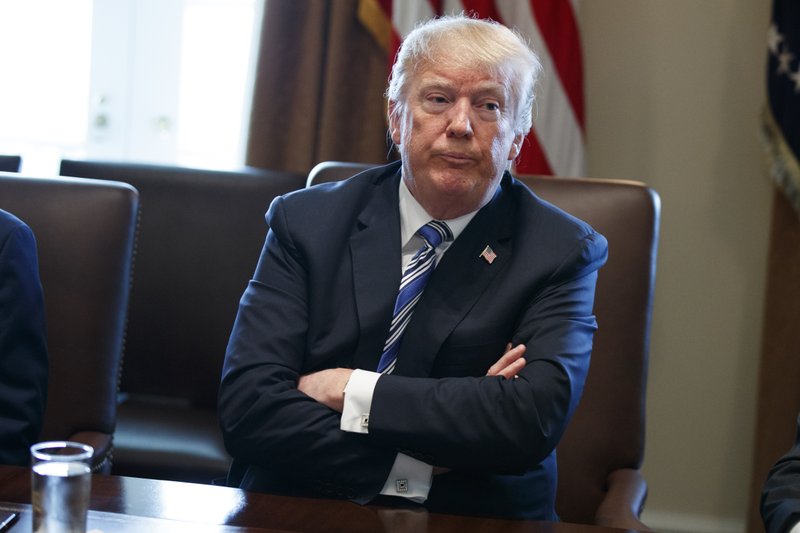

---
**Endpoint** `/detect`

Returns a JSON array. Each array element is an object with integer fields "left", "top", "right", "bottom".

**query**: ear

[
  {"left": 388, "top": 101, "right": 402, "bottom": 145},
  {"left": 507, "top": 132, "right": 524, "bottom": 160}
]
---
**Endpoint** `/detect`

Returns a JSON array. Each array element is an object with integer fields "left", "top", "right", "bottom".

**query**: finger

[
  {"left": 487, "top": 344, "right": 526, "bottom": 376},
  {"left": 486, "top": 344, "right": 524, "bottom": 376},
  {"left": 497, "top": 357, "right": 526, "bottom": 379}
]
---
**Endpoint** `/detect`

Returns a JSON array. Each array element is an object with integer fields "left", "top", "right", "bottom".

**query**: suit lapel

[
  {"left": 351, "top": 169, "right": 403, "bottom": 371},
  {"left": 394, "top": 174, "right": 517, "bottom": 377}
]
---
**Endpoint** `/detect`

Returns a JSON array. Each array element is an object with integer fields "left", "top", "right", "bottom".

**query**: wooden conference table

[{"left": 0, "top": 465, "right": 640, "bottom": 532}]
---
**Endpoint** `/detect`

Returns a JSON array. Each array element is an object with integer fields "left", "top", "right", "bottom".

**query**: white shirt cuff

[
  {"left": 790, "top": 521, "right": 800, "bottom": 533},
  {"left": 341, "top": 368, "right": 380, "bottom": 433},
  {"left": 340, "top": 370, "right": 433, "bottom": 502},
  {"left": 379, "top": 453, "right": 433, "bottom": 503}
]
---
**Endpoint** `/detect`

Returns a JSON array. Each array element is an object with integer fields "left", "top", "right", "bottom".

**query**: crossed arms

[{"left": 218, "top": 191, "right": 608, "bottom": 502}]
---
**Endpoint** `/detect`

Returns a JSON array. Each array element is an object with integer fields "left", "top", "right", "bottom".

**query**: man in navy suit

[
  {"left": 762, "top": 414, "right": 800, "bottom": 533},
  {"left": 0, "top": 209, "right": 47, "bottom": 466},
  {"left": 219, "top": 15, "right": 607, "bottom": 520}
]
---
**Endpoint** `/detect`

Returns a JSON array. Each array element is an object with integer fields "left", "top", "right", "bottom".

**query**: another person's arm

[
  {"left": 762, "top": 415, "right": 800, "bottom": 533},
  {"left": 0, "top": 218, "right": 48, "bottom": 466}
]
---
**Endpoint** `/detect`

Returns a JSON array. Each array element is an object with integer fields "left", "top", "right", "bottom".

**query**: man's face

[{"left": 390, "top": 63, "right": 524, "bottom": 220}]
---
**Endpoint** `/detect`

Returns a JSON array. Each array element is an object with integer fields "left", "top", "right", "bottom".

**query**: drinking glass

[{"left": 30, "top": 441, "right": 93, "bottom": 533}]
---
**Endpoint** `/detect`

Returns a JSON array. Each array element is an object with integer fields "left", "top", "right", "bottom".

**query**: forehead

[{"left": 412, "top": 64, "right": 510, "bottom": 96}]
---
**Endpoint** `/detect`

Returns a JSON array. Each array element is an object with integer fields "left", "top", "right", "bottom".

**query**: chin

[{"left": 432, "top": 175, "right": 477, "bottom": 196}]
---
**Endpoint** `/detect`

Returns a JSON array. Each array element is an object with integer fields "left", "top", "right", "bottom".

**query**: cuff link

[
  {"left": 360, "top": 414, "right": 369, "bottom": 428},
  {"left": 396, "top": 479, "right": 408, "bottom": 493}
]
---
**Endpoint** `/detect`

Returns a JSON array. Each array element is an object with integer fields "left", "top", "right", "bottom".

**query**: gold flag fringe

[
  {"left": 357, "top": 0, "right": 392, "bottom": 54},
  {"left": 762, "top": 105, "right": 800, "bottom": 216}
]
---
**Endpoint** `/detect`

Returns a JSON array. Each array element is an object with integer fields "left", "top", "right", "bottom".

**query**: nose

[{"left": 446, "top": 99, "right": 473, "bottom": 138}]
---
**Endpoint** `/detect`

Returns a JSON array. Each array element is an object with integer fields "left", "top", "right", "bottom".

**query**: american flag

[
  {"left": 358, "top": 0, "right": 586, "bottom": 177},
  {"left": 480, "top": 245, "right": 497, "bottom": 264},
  {"left": 764, "top": 0, "right": 800, "bottom": 214}
]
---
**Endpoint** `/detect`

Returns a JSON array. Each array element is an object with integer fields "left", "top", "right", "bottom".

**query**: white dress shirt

[{"left": 340, "top": 177, "right": 476, "bottom": 502}]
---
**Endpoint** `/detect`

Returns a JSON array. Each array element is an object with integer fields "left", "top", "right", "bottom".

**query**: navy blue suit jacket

[
  {"left": 762, "top": 414, "right": 800, "bottom": 533},
  {"left": 0, "top": 209, "right": 47, "bottom": 466},
  {"left": 219, "top": 162, "right": 607, "bottom": 520}
]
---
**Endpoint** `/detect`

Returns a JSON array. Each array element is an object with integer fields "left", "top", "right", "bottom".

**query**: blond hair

[{"left": 386, "top": 15, "right": 542, "bottom": 135}]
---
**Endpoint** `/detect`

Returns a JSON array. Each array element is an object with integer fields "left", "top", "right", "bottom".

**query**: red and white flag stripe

[{"left": 360, "top": 0, "right": 586, "bottom": 177}]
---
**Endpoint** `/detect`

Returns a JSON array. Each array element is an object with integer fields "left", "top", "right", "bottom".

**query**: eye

[
  {"left": 427, "top": 94, "right": 449, "bottom": 104},
  {"left": 481, "top": 101, "right": 500, "bottom": 112},
  {"left": 420, "top": 92, "right": 451, "bottom": 113}
]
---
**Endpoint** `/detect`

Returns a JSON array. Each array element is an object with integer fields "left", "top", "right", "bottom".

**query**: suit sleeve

[
  {"left": 368, "top": 231, "right": 607, "bottom": 472},
  {"left": 762, "top": 415, "right": 800, "bottom": 533},
  {"left": 0, "top": 222, "right": 48, "bottom": 466},
  {"left": 218, "top": 197, "right": 395, "bottom": 503}
]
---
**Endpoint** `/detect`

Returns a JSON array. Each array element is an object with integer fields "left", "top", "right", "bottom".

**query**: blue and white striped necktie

[{"left": 376, "top": 220, "right": 453, "bottom": 374}]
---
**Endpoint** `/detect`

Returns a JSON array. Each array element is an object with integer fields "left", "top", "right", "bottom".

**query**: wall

[{"left": 580, "top": 1, "right": 772, "bottom": 531}]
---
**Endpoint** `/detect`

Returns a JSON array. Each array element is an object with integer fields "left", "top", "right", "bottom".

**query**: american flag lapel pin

[{"left": 479, "top": 245, "right": 497, "bottom": 264}]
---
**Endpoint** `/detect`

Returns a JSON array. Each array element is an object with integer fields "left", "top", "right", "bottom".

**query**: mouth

[{"left": 437, "top": 152, "right": 475, "bottom": 165}]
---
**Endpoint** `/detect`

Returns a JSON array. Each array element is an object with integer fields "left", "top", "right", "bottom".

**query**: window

[
  {"left": 0, "top": 0, "right": 94, "bottom": 175},
  {"left": 0, "top": 0, "right": 263, "bottom": 175}
]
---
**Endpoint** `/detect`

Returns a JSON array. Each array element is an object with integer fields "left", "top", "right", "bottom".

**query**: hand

[
  {"left": 486, "top": 343, "right": 526, "bottom": 379},
  {"left": 297, "top": 368, "right": 353, "bottom": 413}
]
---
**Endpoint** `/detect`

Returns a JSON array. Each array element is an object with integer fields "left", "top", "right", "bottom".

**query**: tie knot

[{"left": 417, "top": 220, "right": 453, "bottom": 249}]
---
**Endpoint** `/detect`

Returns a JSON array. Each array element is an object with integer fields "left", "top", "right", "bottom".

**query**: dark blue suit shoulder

[
  {"left": 503, "top": 178, "right": 608, "bottom": 279},
  {"left": 0, "top": 209, "right": 31, "bottom": 243},
  {"left": 266, "top": 164, "right": 400, "bottom": 237}
]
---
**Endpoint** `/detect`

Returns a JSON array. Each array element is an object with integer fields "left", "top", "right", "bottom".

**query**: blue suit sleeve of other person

[
  {"left": 762, "top": 414, "right": 800, "bottom": 533},
  {"left": 218, "top": 163, "right": 608, "bottom": 520},
  {"left": 0, "top": 209, "right": 48, "bottom": 466}
]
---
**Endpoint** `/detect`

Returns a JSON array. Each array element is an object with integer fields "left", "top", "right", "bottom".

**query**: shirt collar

[{"left": 398, "top": 177, "right": 477, "bottom": 249}]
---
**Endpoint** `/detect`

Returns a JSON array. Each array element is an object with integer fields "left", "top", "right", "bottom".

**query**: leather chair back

[
  {"left": 0, "top": 172, "right": 138, "bottom": 472},
  {"left": 516, "top": 175, "right": 659, "bottom": 526},
  {"left": 0, "top": 156, "right": 21, "bottom": 172},
  {"left": 307, "top": 161, "right": 376, "bottom": 187},
  {"left": 60, "top": 160, "right": 307, "bottom": 482},
  {"left": 307, "top": 162, "right": 660, "bottom": 528}
]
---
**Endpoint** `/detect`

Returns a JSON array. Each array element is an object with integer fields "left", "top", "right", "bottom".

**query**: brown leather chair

[
  {"left": 0, "top": 156, "right": 21, "bottom": 172},
  {"left": 59, "top": 160, "right": 307, "bottom": 483},
  {"left": 306, "top": 161, "right": 376, "bottom": 186},
  {"left": 0, "top": 172, "right": 139, "bottom": 473},
  {"left": 307, "top": 161, "right": 660, "bottom": 530}
]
